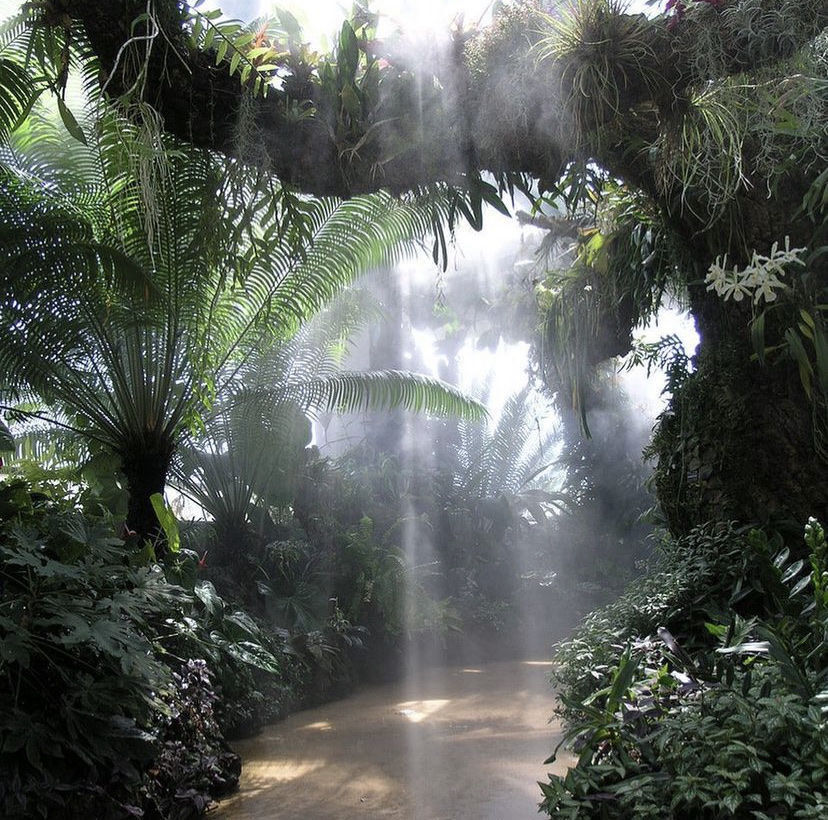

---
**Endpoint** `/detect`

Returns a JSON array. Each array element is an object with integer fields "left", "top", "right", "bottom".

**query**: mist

[{"left": 0, "top": 0, "right": 738, "bottom": 818}]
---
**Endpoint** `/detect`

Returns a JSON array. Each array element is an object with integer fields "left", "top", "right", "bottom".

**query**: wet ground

[{"left": 210, "top": 659, "right": 573, "bottom": 820}]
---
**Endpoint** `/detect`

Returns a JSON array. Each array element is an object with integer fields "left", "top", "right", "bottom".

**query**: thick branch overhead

[{"left": 54, "top": 0, "right": 827, "bottom": 198}]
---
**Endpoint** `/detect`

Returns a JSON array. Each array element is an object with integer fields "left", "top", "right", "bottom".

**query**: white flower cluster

[{"left": 705, "top": 236, "right": 807, "bottom": 305}]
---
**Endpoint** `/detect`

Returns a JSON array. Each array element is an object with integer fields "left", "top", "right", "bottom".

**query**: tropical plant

[
  {"left": 0, "top": 480, "right": 178, "bottom": 817},
  {"left": 551, "top": 521, "right": 751, "bottom": 709},
  {"left": 0, "top": 474, "right": 311, "bottom": 817},
  {"left": 452, "top": 385, "right": 559, "bottom": 499},
  {"left": 174, "top": 396, "right": 312, "bottom": 562},
  {"left": 0, "top": 109, "right": 483, "bottom": 542},
  {"left": 349, "top": 385, "right": 562, "bottom": 643},
  {"left": 530, "top": 1, "right": 828, "bottom": 532},
  {"left": 543, "top": 518, "right": 828, "bottom": 818},
  {"left": 144, "top": 658, "right": 241, "bottom": 820},
  {"left": 535, "top": 0, "right": 663, "bottom": 145},
  {"left": 436, "top": 387, "right": 562, "bottom": 605},
  {"left": 338, "top": 515, "right": 407, "bottom": 635},
  {"left": 171, "top": 289, "right": 482, "bottom": 559},
  {"left": 25, "top": 0, "right": 827, "bottom": 543},
  {"left": 251, "top": 537, "right": 329, "bottom": 632}
]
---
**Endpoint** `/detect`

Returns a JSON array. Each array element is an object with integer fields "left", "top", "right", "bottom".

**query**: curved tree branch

[{"left": 50, "top": 0, "right": 826, "bottom": 200}]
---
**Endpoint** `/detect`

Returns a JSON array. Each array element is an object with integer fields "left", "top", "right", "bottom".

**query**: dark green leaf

[{"left": 56, "top": 97, "right": 87, "bottom": 146}]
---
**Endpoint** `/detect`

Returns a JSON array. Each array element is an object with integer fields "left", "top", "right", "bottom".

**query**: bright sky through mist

[{"left": 204, "top": 0, "right": 656, "bottom": 45}]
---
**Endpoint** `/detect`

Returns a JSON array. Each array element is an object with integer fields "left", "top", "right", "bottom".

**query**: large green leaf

[{"left": 150, "top": 493, "right": 180, "bottom": 553}]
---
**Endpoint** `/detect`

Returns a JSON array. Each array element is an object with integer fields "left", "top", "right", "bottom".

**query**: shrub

[
  {"left": 144, "top": 660, "right": 241, "bottom": 820},
  {"left": 0, "top": 482, "right": 179, "bottom": 817},
  {"left": 543, "top": 519, "right": 828, "bottom": 818},
  {"left": 0, "top": 482, "right": 252, "bottom": 817},
  {"left": 551, "top": 521, "right": 751, "bottom": 709}
]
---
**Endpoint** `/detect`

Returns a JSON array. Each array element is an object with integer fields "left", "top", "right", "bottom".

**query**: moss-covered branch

[{"left": 51, "top": 0, "right": 826, "bottom": 199}]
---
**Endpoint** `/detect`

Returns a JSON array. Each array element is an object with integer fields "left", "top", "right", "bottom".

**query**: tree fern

[
  {"left": 0, "top": 109, "right": 482, "bottom": 539},
  {"left": 455, "top": 385, "right": 558, "bottom": 499},
  {"left": 173, "top": 294, "right": 485, "bottom": 551}
]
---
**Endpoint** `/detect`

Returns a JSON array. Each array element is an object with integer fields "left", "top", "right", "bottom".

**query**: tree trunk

[
  {"left": 120, "top": 441, "right": 174, "bottom": 545},
  {"left": 651, "top": 281, "right": 828, "bottom": 536}
]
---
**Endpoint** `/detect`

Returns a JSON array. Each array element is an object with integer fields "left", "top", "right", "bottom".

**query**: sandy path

[{"left": 210, "top": 659, "right": 573, "bottom": 820}]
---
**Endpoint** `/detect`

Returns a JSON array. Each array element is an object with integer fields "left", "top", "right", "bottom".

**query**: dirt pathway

[{"left": 210, "top": 659, "right": 573, "bottom": 820}]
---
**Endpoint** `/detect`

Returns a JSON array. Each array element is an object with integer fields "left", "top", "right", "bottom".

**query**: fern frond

[{"left": 277, "top": 370, "right": 486, "bottom": 420}]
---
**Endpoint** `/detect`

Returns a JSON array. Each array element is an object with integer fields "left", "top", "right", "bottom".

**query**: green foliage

[
  {"left": 0, "top": 5, "right": 87, "bottom": 144},
  {"left": 624, "top": 333, "right": 691, "bottom": 397},
  {"left": 186, "top": 4, "right": 308, "bottom": 99},
  {"left": 315, "top": 14, "right": 385, "bottom": 178},
  {"left": 669, "top": 0, "right": 828, "bottom": 87},
  {"left": 805, "top": 517, "right": 828, "bottom": 614},
  {"left": 290, "top": 448, "right": 459, "bottom": 652},
  {"left": 536, "top": 183, "right": 685, "bottom": 431},
  {"left": 0, "top": 482, "right": 174, "bottom": 817},
  {"left": 552, "top": 522, "right": 750, "bottom": 708},
  {"left": 536, "top": 0, "right": 662, "bottom": 144},
  {"left": 543, "top": 519, "right": 828, "bottom": 818},
  {"left": 0, "top": 479, "right": 304, "bottom": 816},
  {"left": 543, "top": 662, "right": 828, "bottom": 818},
  {"left": 254, "top": 539, "right": 329, "bottom": 632},
  {"left": 295, "top": 368, "right": 486, "bottom": 419},
  {"left": 303, "top": 384, "right": 566, "bottom": 652},
  {"left": 341, "top": 516, "right": 407, "bottom": 635},
  {"left": 453, "top": 386, "right": 560, "bottom": 499},
  {"left": 529, "top": 2, "right": 827, "bottom": 515},
  {"left": 0, "top": 111, "right": 450, "bottom": 425},
  {"left": 172, "top": 292, "right": 484, "bottom": 583},
  {"left": 655, "top": 79, "right": 749, "bottom": 225},
  {"left": 151, "top": 493, "right": 181, "bottom": 553},
  {"left": 536, "top": 0, "right": 827, "bottom": 230}
]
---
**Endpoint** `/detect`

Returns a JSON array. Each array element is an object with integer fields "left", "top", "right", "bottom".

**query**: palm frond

[
  {"left": 0, "top": 57, "right": 38, "bottom": 140},
  {"left": 0, "top": 3, "right": 99, "bottom": 144},
  {"left": 275, "top": 369, "right": 486, "bottom": 420},
  {"left": 5, "top": 418, "right": 88, "bottom": 470},
  {"left": 456, "top": 386, "right": 558, "bottom": 497},
  {"left": 237, "top": 191, "right": 432, "bottom": 341}
]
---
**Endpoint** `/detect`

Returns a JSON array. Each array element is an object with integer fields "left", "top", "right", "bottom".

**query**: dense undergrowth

[
  {"left": 543, "top": 519, "right": 828, "bottom": 818},
  {"left": 0, "top": 404, "right": 593, "bottom": 819},
  {"left": 0, "top": 478, "right": 372, "bottom": 818}
]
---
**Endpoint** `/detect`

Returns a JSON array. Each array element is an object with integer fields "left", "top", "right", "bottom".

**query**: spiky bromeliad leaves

[{"left": 0, "top": 112, "right": 484, "bottom": 542}]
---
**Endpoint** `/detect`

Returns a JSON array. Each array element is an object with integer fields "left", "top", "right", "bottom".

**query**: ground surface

[{"left": 210, "top": 659, "right": 572, "bottom": 820}]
